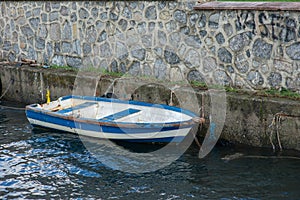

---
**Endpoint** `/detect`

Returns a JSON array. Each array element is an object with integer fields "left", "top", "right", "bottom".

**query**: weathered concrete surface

[
  {"left": 0, "top": 64, "right": 112, "bottom": 104},
  {"left": 0, "top": 64, "right": 76, "bottom": 104},
  {"left": 223, "top": 95, "right": 300, "bottom": 150},
  {"left": 1, "top": 64, "right": 299, "bottom": 151}
]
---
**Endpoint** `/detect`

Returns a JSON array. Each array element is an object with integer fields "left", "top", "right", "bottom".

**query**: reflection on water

[{"left": 0, "top": 103, "right": 300, "bottom": 199}]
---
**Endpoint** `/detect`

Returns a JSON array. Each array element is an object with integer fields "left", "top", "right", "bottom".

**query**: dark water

[{"left": 1, "top": 103, "right": 300, "bottom": 199}]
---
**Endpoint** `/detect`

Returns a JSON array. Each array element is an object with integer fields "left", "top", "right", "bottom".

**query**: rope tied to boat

[
  {"left": 191, "top": 94, "right": 206, "bottom": 149},
  {"left": 192, "top": 117, "right": 206, "bottom": 124},
  {"left": 169, "top": 91, "right": 174, "bottom": 106},
  {"left": 0, "top": 105, "right": 25, "bottom": 111},
  {"left": 168, "top": 89, "right": 206, "bottom": 148}
]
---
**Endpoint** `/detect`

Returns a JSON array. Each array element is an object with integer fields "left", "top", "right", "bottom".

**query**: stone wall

[{"left": 0, "top": 1, "right": 300, "bottom": 92}]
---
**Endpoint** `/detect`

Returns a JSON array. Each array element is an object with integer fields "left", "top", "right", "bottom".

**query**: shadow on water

[
  {"left": 110, "top": 140, "right": 168, "bottom": 153},
  {"left": 1, "top": 104, "right": 300, "bottom": 199}
]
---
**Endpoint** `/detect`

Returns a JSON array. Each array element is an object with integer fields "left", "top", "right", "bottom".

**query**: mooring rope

[
  {"left": 269, "top": 112, "right": 300, "bottom": 151},
  {"left": 192, "top": 93, "right": 206, "bottom": 149},
  {"left": 0, "top": 105, "right": 25, "bottom": 111},
  {"left": 269, "top": 121, "right": 276, "bottom": 151},
  {"left": 276, "top": 114, "right": 282, "bottom": 151},
  {"left": 168, "top": 89, "right": 205, "bottom": 148},
  {"left": 169, "top": 91, "right": 174, "bottom": 106},
  {"left": 193, "top": 122, "right": 202, "bottom": 148}
]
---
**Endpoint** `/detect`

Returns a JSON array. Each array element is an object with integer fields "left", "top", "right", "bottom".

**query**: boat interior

[{"left": 35, "top": 97, "right": 192, "bottom": 124}]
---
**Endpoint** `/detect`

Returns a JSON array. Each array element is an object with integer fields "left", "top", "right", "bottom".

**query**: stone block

[
  {"left": 118, "top": 19, "right": 128, "bottom": 31},
  {"left": 38, "top": 24, "right": 48, "bottom": 39},
  {"left": 286, "top": 42, "right": 300, "bottom": 60},
  {"left": 72, "top": 39, "right": 81, "bottom": 55},
  {"left": 229, "top": 33, "right": 250, "bottom": 52},
  {"left": 216, "top": 32, "right": 225, "bottom": 44},
  {"left": 116, "top": 41, "right": 129, "bottom": 60},
  {"left": 174, "top": 10, "right": 187, "bottom": 24},
  {"left": 62, "top": 21, "right": 72, "bottom": 40},
  {"left": 235, "top": 54, "right": 249, "bottom": 73},
  {"left": 213, "top": 70, "right": 231, "bottom": 86},
  {"left": 86, "top": 25, "right": 97, "bottom": 43},
  {"left": 267, "top": 72, "right": 282, "bottom": 88},
  {"left": 218, "top": 47, "right": 232, "bottom": 64},
  {"left": 122, "top": 6, "right": 132, "bottom": 19},
  {"left": 159, "top": 11, "right": 171, "bottom": 20},
  {"left": 154, "top": 58, "right": 167, "bottom": 79},
  {"left": 209, "top": 13, "right": 220, "bottom": 29},
  {"left": 79, "top": 8, "right": 89, "bottom": 19},
  {"left": 164, "top": 49, "right": 180, "bottom": 65},
  {"left": 66, "top": 56, "right": 82, "bottom": 68},
  {"left": 62, "top": 42, "right": 72, "bottom": 53},
  {"left": 60, "top": 6, "right": 70, "bottom": 16},
  {"left": 29, "top": 17, "right": 40, "bottom": 29},
  {"left": 187, "top": 70, "right": 205, "bottom": 83},
  {"left": 49, "top": 11, "right": 59, "bottom": 22},
  {"left": 185, "top": 49, "right": 200, "bottom": 68},
  {"left": 83, "top": 43, "right": 91, "bottom": 55},
  {"left": 128, "top": 61, "right": 141, "bottom": 76},
  {"left": 35, "top": 37, "right": 45, "bottom": 50},
  {"left": 184, "top": 35, "right": 201, "bottom": 48},
  {"left": 145, "top": 6, "right": 157, "bottom": 20},
  {"left": 247, "top": 70, "right": 264, "bottom": 86},
  {"left": 252, "top": 39, "right": 273, "bottom": 60},
  {"left": 20, "top": 25, "right": 34, "bottom": 38},
  {"left": 50, "top": 23, "right": 61, "bottom": 41},
  {"left": 274, "top": 59, "right": 293, "bottom": 75},
  {"left": 100, "top": 42, "right": 112, "bottom": 58},
  {"left": 131, "top": 47, "right": 145, "bottom": 61}
]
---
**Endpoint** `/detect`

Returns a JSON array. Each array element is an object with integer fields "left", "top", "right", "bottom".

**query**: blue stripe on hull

[
  {"left": 30, "top": 123, "right": 184, "bottom": 143},
  {"left": 26, "top": 110, "right": 182, "bottom": 134}
]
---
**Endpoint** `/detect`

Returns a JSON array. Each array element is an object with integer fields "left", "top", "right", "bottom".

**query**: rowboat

[{"left": 25, "top": 95, "right": 199, "bottom": 143}]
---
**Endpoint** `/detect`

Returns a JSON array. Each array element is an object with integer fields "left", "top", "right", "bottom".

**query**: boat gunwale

[{"left": 25, "top": 95, "right": 199, "bottom": 129}]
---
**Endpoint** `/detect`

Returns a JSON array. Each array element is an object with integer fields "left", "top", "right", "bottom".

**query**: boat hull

[{"left": 26, "top": 96, "right": 198, "bottom": 143}]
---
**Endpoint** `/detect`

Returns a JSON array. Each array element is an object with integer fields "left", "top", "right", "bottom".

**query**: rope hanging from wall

[{"left": 269, "top": 112, "right": 300, "bottom": 151}]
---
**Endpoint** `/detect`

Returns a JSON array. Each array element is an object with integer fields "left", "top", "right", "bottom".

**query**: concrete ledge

[{"left": 194, "top": 2, "right": 300, "bottom": 11}]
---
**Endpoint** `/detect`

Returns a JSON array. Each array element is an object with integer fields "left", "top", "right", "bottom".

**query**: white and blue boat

[{"left": 25, "top": 95, "right": 199, "bottom": 143}]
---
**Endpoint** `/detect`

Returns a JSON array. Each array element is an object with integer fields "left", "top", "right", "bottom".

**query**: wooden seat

[{"left": 56, "top": 102, "right": 97, "bottom": 114}]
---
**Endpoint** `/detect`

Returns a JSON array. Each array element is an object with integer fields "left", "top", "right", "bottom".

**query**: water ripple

[{"left": 0, "top": 108, "right": 300, "bottom": 199}]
